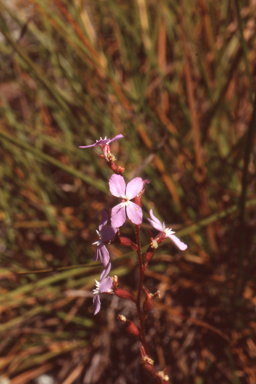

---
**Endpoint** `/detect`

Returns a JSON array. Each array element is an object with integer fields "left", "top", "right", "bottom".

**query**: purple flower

[
  {"left": 93, "top": 262, "right": 112, "bottom": 315},
  {"left": 93, "top": 210, "right": 117, "bottom": 267},
  {"left": 148, "top": 209, "right": 187, "bottom": 251},
  {"left": 109, "top": 174, "right": 144, "bottom": 227},
  {"left": 79, "top": 134, "right": 123, "bottom": 157}
]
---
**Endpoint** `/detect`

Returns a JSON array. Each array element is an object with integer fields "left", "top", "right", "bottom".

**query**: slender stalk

[
  {"left": 234, "top": 0, "right": 253, "bottom": 104},
  {"left": 135, "top": 224, "right": 149, "bottom": 355},
  {"left": 235, "top": 91, "right": 256, "bottom": 303}
]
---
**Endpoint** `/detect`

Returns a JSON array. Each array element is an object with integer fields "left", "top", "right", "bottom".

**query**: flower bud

[
  {"left": 110, "top": 162, "right": 125, "bottom": 175},
  {"left": 116, "top": 236, "right": 138, "bottom": 250},
  {"left": 114, "top": 287, "right": 136, "bottom": 303},
  {"left": 117, "top": 315, "right": 140, "bottom": 338},
  {"left": 99, "top": 153, "right": 125, "bottom": 174},
  {"left": 144, "top": 247, "right": 156, "bottom": 263}
]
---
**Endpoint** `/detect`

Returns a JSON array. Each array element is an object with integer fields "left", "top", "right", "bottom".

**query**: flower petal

[
  {"left": 109, "top": 174, "right": 126, "bottom": 197},
  {"left": 111, "top": 203, "right": 126, "bottom": 227},
  {"left": 126, "top": 177, "right": 144, "bottom": 199},
  {"left": 108, "top": 134, "right": 124, "bottom": 144},
  {"left": 126, "top": 202, "right": 143, "bottom": 225},
  {"left": 148, "top": 209, "right": 164, "bottom": 232},
  {"left": 93, "top": 247, "right": 100, "bottom": 262},
  {"left": 93, "top": 294, "right": 101, "bottom": 315},
  {"left": 99, "top": 210, "right": 108, "bottom": 232},
  {"left": 98, "top": 245, "right": 110, "bottom": 267},
  {"left": 99, "top": 276, "right": 112, "bottom": 293},
  {"left": 102, "top": 226, "right": 117, "bottom": 242},
  {"left": 100, "top": 262, "right": 111, "bottom": 281},
  {"left": 169, "top": 234, "right": 187, "bottom": 251},
  {"left": 79, "top": 142, "right": 98, "bottom": 148}
]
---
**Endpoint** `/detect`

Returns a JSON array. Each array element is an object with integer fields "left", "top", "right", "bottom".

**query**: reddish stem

[{"left": 135, "top": 224, "right": 149, "bottom": 355}]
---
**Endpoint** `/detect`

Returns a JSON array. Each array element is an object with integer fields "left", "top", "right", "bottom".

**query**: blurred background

[{"left": 0, "top": 0, "right": 256, "bottom": 383}]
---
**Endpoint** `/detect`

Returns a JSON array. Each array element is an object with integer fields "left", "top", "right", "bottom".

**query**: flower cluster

[{"left": 80, "top": 134, "right": 187, "bottom": 316}]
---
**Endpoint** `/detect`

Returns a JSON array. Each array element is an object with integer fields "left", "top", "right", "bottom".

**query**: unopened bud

[
  {"left": 114, "top": 287, "right": 136, "bottom": 302},
  {"left": 144, "top": 247, "right": 156, "bottom": 263},
  {"left": 117, "top": 315, "right": 140, "bottom": 338},
  {"left": 117, "top": 236, "right": 138, "bottom": 250},
  {"left": 110, "top": 161, "right": 125, "bottom": 174}
]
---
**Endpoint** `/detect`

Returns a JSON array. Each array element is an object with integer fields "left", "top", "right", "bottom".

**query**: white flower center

[
  {"left": 120, "top": 195, "right": 130, "bottom": 207},
  {"left": 164, "top": 228, "right": 175, "bottom": 237},
  {"left": 92, "top": 230, "right": 102, "bottom": 246},
  {"left": 93, "top": 280, "right": 100, "bottom": 294}
]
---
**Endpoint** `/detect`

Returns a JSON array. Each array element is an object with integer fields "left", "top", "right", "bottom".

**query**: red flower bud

[
  {"left": 114, "top": 287, "right": 136, "bottom": 303},
  {"left": 117, "top": 236, "right": 138, "bottom": 250},
  {"left": 144, "top": 246, "right": 156, "bottom": 263},
  {"left": 110, "top": 162, "right": 125, "bottom": 175},
  {"left": 99, "top": 154, "right": 125, "bottom": 174},
  {"left": 117, "top": 315, "right": 140, "bottom": 338}
]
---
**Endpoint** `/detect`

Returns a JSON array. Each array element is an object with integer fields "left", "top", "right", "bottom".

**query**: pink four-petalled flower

[
  {"left": 93, "top": 262, "right": 112, "bottom": 315},
  {"left": 109, "top": 174, "right": 144, "bottom": 227},
  {"left": 93, "top": 210, "right": 117, "bottom": 267},
  {"left": 148, "top": 209, "right": 187, "bottom": 251}
]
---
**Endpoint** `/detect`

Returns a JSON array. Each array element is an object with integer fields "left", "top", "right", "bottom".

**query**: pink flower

[
  {"left": 148, "top": 209, "right": 187, "bottom": 251},
  {"left": 109, "top": 174, "right": 144, "bottom": 227},
  {"left": 92, "top": 210, "right": 117, "bottom": 267},
  {"left": 79, "top": 134, "right": 123, "bottom": 158},
  {"left": 93, "top": 262, "right": 112, "bottom": 315}
]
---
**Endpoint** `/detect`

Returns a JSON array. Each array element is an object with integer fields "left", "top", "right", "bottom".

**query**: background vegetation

[{"left": 0, "top": 0, "right": 256, "bottom": 383}]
